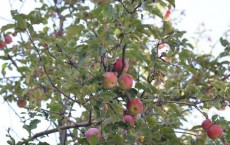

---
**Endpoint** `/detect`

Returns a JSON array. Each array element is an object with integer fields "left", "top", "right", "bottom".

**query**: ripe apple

[
  {"left": 4, "top": 35, "right": 12, "bottom": 44},
  {"left": 118, "top": 74, "right": 133, "bottom": 91},
  {"left": 201, "top": 119, "right": 213, "bottom": 130},
  {"left": 158, "top": 44, "right": 165, "bottom": 49},
  {"left": 103, "top": 72, "right": 118, "bottom": 89},
  {"left": 85, "top": 128, "right": 102, "bottom": 140},
  {"left": 126, "top": 98, "right": 143, "bottom": 116},
  {"left": 17, "top": 99, "right": 27, "bottom": 108},
  {"left": 113, "top": 58, "right": 129, "bottom": 73},
  {"left": 164, "top": 10, "right": 171, "bottom": 19},
  {"left": 0, "top": 41, "right": 6, "bottom": 49},
  {"left": 207, "top": 124, "right": 223, "bottom": 139},
  {"left": 123, "top": 115, "right": 136, "bottom": 126}
]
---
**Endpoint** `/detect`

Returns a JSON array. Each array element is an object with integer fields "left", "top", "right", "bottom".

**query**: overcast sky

[{"left": 0, "top": 0, "right": 230, "bottom": 144}]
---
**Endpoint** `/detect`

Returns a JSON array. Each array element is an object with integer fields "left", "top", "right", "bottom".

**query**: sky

[{"left": 0, "top": 0, "right": 230, "bottom": 144}]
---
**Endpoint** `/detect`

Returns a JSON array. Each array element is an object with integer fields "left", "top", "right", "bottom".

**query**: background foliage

[{"left": 0, "top": 0, "right": 230, "bottom": 144}]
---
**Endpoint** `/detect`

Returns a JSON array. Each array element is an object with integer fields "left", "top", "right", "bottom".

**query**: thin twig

[
  {"left": 174, "top": 131, "right": 200, "bottom": 136},
  {"left": 7, "top": 54, "right": 19, "bottom": 70},
  {"left": 119, "top": 1, "right": 142, "bottom": 14}
]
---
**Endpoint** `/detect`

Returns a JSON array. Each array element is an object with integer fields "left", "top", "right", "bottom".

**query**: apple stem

[{"left": 118, "top": 44, "right": 127, "bottom": 77}]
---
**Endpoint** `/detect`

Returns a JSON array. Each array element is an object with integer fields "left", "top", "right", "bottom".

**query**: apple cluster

[
  {"left": 201, "top": 118, "right": 223, "bottom": 139},
  {"left": 102, "top": 57, "right": 133, "bottom": 91},
  {"left": 0, "top": 34, "right": 13, "bottom": 49},
  {"left": 85, "top": 58, "right": 145, "bottom": 142},
  {"left": 103, "top": 57, "right": 144, "bottom": 125}
]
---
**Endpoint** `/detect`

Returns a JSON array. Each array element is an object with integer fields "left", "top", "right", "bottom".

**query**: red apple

[
  {"left": 113, "top": 58, "right": 129, "bottom": 73},
  {"left": 123, "top": 115, "right": 136, "bottom": 126},
  {"left": 158, "top": 44, "right": 165, "bottom": 49},
  {"left": 4, "top": 35, "right": 12, "bottom": 44},
  {"left": 103, "top": 72, "right": 118, "bottom": 89},
  {"left": 17, "top": 99, "right": 27, "bottom": 108},
  {"left": 201, "top": 119, "right": 213, "bottom": 130},
  {"left": 127, "top": 98, "right": 143, "bottom": 116},
  {"left": 85, "top": 128, "right": 102, "bottom": 140},
  {"left": 118, "top": 74, "right": 133, "bottom": 91},
  {"left": 0, "top": 41, "right": 6, "bottom": 49},
  {"left": 164, "top": 10, "right": 171, "bottom": 19},
  {"left": 207, "top": 124, "right": 223, "bottom": 139}
]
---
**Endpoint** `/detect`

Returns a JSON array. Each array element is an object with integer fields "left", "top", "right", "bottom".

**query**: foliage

[{"left": 0, "top": 0, "right": 229, "bottom": 144}]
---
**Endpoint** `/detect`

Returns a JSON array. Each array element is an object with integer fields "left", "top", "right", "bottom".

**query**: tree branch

[
  {"left": 19, "top": 119, "right": 106, "bottom": 144},
  {"left": 118, "top": 44, "right": 127, "bottom": 77},
  {"left": 118, "top": 1, "right": 142, "bottom": 14}
]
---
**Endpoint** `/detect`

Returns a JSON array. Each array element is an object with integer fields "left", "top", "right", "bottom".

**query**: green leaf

[
  {"left": 220, "top": 37, "right": 229, "bottom": 47},
  {"left": 163, "top": 21, "right": 174, "bottom": 35},
  {"left": 23, "top": 119, "right": 41, "bottom": 135},
  {"left": 48, "top": 102, "right": 62, "bottom": 112},
  {"left": 151, "top": 6, "right": 163, "bottom": 18},
  {"left": 112, "top": 135, "right": 125, "bottom": 145},
  {"left": 28, "top": 10, "right": 43, "bottom": 24},
  {"left": 146, "top": 116, "right": 157, "bottom": 128},
  {"left": 37, "top": 142, "right": 50, "bottom": 145},
  {"left": 29, "top": 119, "right": 41, "bottom": 130},
  {"left": 91, "top": 5, "right": 105, "bottom": 18},
  {"left": 104, "top": 4, "right": 115, "bottom": 18},
  {"left": 1, "top": 24, "right": 15, "bottom": 32},
  {"left": 99, "top": 47, "right": 105, "bottom": 56},
  {"left": 167, "top": 0, "right": 175, "bottom": 8}
]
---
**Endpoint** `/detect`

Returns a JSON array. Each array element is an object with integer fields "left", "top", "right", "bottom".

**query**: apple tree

[{"left": 0, "top": 0, "right": 230, "bottom": 145}]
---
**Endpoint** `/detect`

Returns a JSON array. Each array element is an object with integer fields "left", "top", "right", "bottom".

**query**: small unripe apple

[
  {"left": 123, "top": 115, "right": 136, "bottom": 126},
  {"left": 113, "top": 58, "right": 129, "bottom": 73},
  {"left": 17, "top": 99, "right": 27, "bottom": 108},
  {"left": 0, "top": 41, "right": 6, "bottom": 49},
  {"left": 201, "top": 119, "right": 213, "bottom": 130},
  {"left": 4, "top": 35, "right": 12, "bottom": 44},
  {"left": 118, "top": 74, "right": 133, "bottom": 91},
  {"left": 207, "top": 124, "right": 223, "bottom": 139},
  {"left": 127, "top": 98, "right": 143, "bottom": 116},
  {"left": 85, "top": 128, "right": 102, "bottom": 140},
  {"left": 103, "top": 72, "right": 118, "bottom": 89}
]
